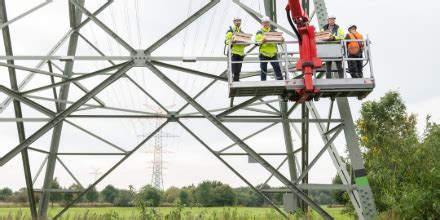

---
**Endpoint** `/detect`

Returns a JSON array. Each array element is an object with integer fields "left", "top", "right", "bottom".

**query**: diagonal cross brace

[
  {"left": 0, "top": 62, "right": 133, "bottom": 166},
  {"left": 0, "top": 0, "right": 112, "bottom": 112},
  {"left": 0, "top": 0, "right": 52, "bottom": 30},
  {"left": 20, "top": 59, "right": 129, "bottom": 95},
  {"left": 144, "top": 0, "right": 220, "bottom": 55},
  {"left": 69, "top": 0, "right": 136, "bottom": 54},
  {"left": 217, "top": 96, "right": 263, "bottom": 118}
]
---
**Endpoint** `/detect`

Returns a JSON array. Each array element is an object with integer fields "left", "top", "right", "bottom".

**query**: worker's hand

[
  {"left": 281, "top": 36, "right": 285, "bottom": 42},
  {"left": 262, "top": 38, "right": 267, "bottom": 43}
]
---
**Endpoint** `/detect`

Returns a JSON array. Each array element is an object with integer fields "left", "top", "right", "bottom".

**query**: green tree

[
  {"left": 194, "top": 181, "right": 217, "bottom": 206},
  {"left": 114, "top": 189, "right": 133, "bottom": 207},
  {"left": 101, "top": 185, "right": 118, "bottom": 204},
  {"left": 356, "top": 91, "right": 440, "bottom": 218},
  {"left": 331, "top": 158, "right": 351, "bottom": 206},
  {"left": 138, "top": 185, "right": 162, "bottom": 207},
  {"left": 193, "top": 181, "right": 237, "bottom": 207},
  {"left": 178, "top": 190, "right": 189, "bottom": 205},
  {"left": 357, "top": 91, "right": 418, "bottom": 211},
  {"left": 395, "top": 120, "right": 440, "bottom": 218},
  {"left": 235, "top": 186, "right": 266, "bottom": 207},
  {"left": 318, "top": 193, "right": 332, "bottom": 205},
  {"left": 0, "top": 187, "right": 13, "bottom": 201},
  {"left": 8, "top": 188, "right": 28, "bottom": 203},
  {"left": 49, "top": 178, "right": 63, "bottom": 207},
  {"left": 213, "top": 184, "right": 237, "bottom": 206},
  {"left": 331, "top": 175, "right": 349, "bottom": 205},
  {"left": 62, "top": 184, "right": 81, "bottom": 205},
  {"left": 85, "top": 185, "right": 99, "bottom": 203},
  {"left": 178, "top": 187, "right": 195, "bottom": 206},
  {"left": 163, "top": 186, "right": 180, "bottom": 204}
]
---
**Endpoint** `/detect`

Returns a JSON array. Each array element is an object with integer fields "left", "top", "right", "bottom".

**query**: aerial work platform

[
  {"left": 227, "top": 39, "right": 375, "bottom": 101},
  {"left": 230, "top": 78, "right": 374, "bottom": 100}
]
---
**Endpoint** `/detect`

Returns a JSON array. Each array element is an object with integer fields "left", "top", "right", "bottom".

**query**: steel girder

[
  {"left": 38, "top": 0, "right": 86, "bottom": 215},
  {"left": 0, "top": 0, "right": 37, "bottom": 218}
]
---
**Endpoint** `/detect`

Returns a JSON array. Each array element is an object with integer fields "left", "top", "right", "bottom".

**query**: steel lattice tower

[
  {"left": 0, "top": 0, "right": 378, "bottom": 219},
  {"left": 151, "top": 130, "right": 164, "bottom": 190}
]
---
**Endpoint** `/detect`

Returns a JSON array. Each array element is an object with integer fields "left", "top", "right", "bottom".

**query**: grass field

[{"left": 0, "top": 206, "right": 353, "bottom": 220}]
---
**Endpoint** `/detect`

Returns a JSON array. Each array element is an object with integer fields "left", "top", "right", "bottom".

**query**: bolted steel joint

[
  {"left": 168, "top": 111, "right": 178, "bottom": 122},
  {"left": 131, "top": 50, "right": 149, "bottom": 67}
]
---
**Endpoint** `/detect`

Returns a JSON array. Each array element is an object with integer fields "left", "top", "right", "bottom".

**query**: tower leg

[
  {"left": 279, "top": 98, "right": 299, "bottom": 212},
  {"left": 337, "top": 98, "right": 377, "bottom": 219},
  {"left": 0, "top": 1, "right": 37, "bottom": 218}
]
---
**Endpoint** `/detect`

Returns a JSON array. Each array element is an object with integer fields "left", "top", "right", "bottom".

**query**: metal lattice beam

[{"left": 0, "top": 1, "right": 378, "bottom": 219}]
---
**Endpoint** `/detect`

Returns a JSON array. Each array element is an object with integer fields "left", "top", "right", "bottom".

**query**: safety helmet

[
  {"left": 233, "top": 17, "right": 242, "bottom": 21},
  {"left": 328, "top": 14, "right": 336, "bottom": 19},
  {"left": 348, "top": 24, "right": 357, "bottom": 30},
  {"left": 261, "top": 16, "right": 270, "bottom": 23}
]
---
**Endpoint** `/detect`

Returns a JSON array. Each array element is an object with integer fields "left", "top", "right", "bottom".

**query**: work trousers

[
  {"left": 231, "top": 54, "right": 244, "bottom": 81},
  {"left": 348, "top": 53, "right": 363, "bottom": 78},
  {"left": 325, "top": 61, "right": 344, "bottom": 78},
  {"left": 259, "top": 55, "right": 283, "bottom": 81}
]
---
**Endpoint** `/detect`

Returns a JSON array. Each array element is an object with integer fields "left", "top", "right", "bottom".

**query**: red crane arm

[{"left": 286, "top": 0, "right": 321, "bottom": 102}]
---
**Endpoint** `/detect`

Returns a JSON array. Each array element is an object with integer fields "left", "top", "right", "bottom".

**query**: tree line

[{"left": 0, "top": 180, "right": 339, "bottom": 207}]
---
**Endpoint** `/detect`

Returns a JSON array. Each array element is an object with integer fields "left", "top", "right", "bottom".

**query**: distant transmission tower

[
  {"left": 145, "top": 106, "right": 177, "bottom": 190},
  {"left": 89, "top": 168, "right": 102, "bottom": 182},
  {"left": 151, "top": 122, "right": 165, "bottom": 190}
]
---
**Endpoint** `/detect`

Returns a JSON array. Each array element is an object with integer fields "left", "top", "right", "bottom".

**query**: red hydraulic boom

[{"left": 286, "top": 0, "right": 321, "bottom": 102}]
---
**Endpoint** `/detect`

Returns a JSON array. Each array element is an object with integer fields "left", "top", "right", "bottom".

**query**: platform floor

[{"left": 229, "top": 78, "right": 375, "bottom": 100}]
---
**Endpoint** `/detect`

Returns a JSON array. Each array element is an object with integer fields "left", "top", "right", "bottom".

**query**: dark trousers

[
  {"left": 259, "top": 55, "right": 283, "bottom": 81},
  {"left": 325, "top": 61, "right": 344, "bottom": 78},
  {"left": 348, "top": 53, "right": 363, "bottom": 78},
  {"left": 231, "top": 54, "right": 244, "bottom": 81}
]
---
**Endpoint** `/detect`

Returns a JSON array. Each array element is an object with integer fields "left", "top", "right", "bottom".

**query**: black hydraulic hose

[{"left": 286, "top": 7, "right": 302, "bottom": 42}]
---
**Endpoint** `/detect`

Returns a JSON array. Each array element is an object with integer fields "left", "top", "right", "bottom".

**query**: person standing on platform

[
  {"left": 225, "top": 17, "right": 247, "bottom": 81},
  {"left": 322, "top": 15, "right": 345, "bottom": 78},
  {"left": 346, "top": 24, "right": 364, "bottom": 78},
  {"left": 256, "top": 16, "right": 283, "bottom": 81}
]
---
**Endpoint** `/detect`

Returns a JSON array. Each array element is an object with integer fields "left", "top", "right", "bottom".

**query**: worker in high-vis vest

[
  {"left": 322, "top": 15, "right": 345, "bottom": 79},
  {"left": 345, "top": 24, "right": 364, "bottom": 78},
  {"left": 255, "top": 16, "right": 283, "bottom": 81},
  {"left": 225, "top": 17, "right": 247, "bottom": 81}
]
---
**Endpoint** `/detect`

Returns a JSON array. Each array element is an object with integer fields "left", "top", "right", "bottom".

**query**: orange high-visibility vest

[{"left": 347, "top": 31, "right": 363, "bottom": 55}]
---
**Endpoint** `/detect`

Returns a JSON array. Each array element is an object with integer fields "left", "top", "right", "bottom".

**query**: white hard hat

[
  {"left": 348, "top": 24, "right": 357, "bottom": 30},
  {"left": 233, "top": 17, "right": 242, "bottom": 21},
  {"left": 261, "top": 16, "right": 270, "bottom": 23},
  {"left": 328, "top": 14, "right": 336, "bottom": 19}
]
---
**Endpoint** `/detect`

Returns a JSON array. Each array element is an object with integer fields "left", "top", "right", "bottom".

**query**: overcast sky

[{"left": 0, "top": 0, "right": 439, "bottom": 192}]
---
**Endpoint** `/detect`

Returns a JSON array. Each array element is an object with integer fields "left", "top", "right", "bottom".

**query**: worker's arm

[
  {"left": 255, "top": 31, "right": 263, "bottom": 45},
  {"left": 359, "top": 33, "right": 365, "bottom": 49},
  {"left": 335, "top": 27, "right": 345, "bottom": 41},
  {"left": 225, "top": 31, "right": 233, "bottom": 45}
]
